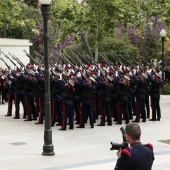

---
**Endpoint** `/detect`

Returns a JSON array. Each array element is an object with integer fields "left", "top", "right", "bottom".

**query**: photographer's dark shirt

[{"left": 115, "top": 142, "right": 154, "bottom": 170}]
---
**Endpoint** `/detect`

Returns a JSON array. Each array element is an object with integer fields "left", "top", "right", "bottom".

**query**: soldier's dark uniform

[
  {"left": 116, "top": 77, "right": 130, "bottom": 124},
  {"left": 94, "top": 74, "right": 105, "bottom": 120},
  {"left": 35, "top": 72, "right": 45, "bottom": 124},
  {"left": 132, "top": 74, "right": 148, "bottom": 122},
  {"left": 144, "top": 77, "right": 151, "bottom": 119},
  {"left": 96, "top": 76, "right": 113, "bottom": 126},
  {"left": 77, "top": 77, "right": 95, "bottom": 128},
  {"left": 128, "top": 76, "right": 136, "bottom": 119},
  {"left": 72, "top": 77, "right": 82, "bottom": 124},
  {"left": 24, "top": 74, "right": 37, "bottom": 121},
  {"left": 95, "top": 77, "right": 102, "bottom": 120},
  {"left": 165, "top": 67, "right": 170, "bottom": 81},
  {"left": 110, "top": 76, "right": 119, "bottom": 122},
  {"left": 0, "top": 71, "right": 7, "bottom": 104},
  {"left": 12, "top": 71, "right": 27, "bottom": 119},
  {"left": 59, "top": 81, "right": 74, "bottom": 130},
  {"left": 5, "top": 74, "right": 17, "bottom": 116},
  {"left": 115, "top": 142, "right": 154, "bottom": 170},
  {"left": 148, "top": 74, "right": 163, "bottom": 121},
  {"left": 50, "top": 75, "right": 64, "bottom": 126}
]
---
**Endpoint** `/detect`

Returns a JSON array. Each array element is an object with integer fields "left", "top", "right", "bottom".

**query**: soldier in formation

[{"left": 2, "top": 54, "right": 164, "bottom": 130}]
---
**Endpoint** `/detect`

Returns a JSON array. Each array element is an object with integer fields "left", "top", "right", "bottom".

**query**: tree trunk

[
  {"left": 55, "top": 23, "right": 61, "bottom": 55},
  {"left": 3, "top": 23, "right": 7, "bottom": 38},
  {"left": 95, "top": 40, "right": 98, "bottom": 62},
  {"left": 95, "top": 22, "right": 99, "bottom": 62},
  {"left": 81, "top": 28, "right": 93, "bottom": 59}
]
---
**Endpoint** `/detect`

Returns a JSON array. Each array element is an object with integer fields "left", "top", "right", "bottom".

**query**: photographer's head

[{"left": 125, "top": 123, "right": 141, "bottom": 143}]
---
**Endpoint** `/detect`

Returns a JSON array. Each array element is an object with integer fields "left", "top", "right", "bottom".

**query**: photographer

[{"left": 114, "top": 123, "right": 154, "bottom": 170}]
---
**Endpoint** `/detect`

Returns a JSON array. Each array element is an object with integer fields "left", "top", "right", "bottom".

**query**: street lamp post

[
  {"left": 39, "top": 0, "right": 55, "bottom": 156},
  {"left": 160, "top": 29, "right": 166, "bottom": 81}
]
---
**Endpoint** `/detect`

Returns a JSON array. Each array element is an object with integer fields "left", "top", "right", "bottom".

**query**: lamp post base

[
  {"left": 42, "top": 129, "right": 55, "bottom": 156},
  {"left": 42, "top": 145, "right": 55, "bottom": 156}
]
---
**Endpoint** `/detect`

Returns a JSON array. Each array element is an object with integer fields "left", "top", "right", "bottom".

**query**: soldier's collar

[{"left": 130, "top": 141, "right": 141, "bottom": 147}]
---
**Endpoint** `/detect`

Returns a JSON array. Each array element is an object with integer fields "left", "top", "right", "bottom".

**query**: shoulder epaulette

[
  {"left": 144, "top": 143, "right": 154, "bottom": 150},
  {"left": 121, "top": 148, "right": 131, "bottom": 157}
]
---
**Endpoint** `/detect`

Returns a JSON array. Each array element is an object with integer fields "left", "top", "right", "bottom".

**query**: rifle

[
  {"left": 126, "top": 53, "right": 144, "bottom": 73},
  {"left": 24, "top": 50, "right": 40, "bottom": 64},
  {"left": 99, "top": 53, "right": 121, "bottom": 78},
  {"left": 82, "top": 51, "right": 101, "bottom": 72},
  {"left": 81, "top": 51, "right": 109, "bottom": 78},
  {"left": 24, "top": 49, "right": 40, "bottom": 66},
  {"left": 23, "top": 50, "right": 43, "bottom": 68},
  {"left": 71, "top": 50, "right": 91, "bottom": 78},
  {"left": 63, "top": 54, "right": 73, "bottom": 66},
  {"left": 49, "top": 53, "right": 59, "bottom": 66},
  {"left": 58, "top": 53, "right": 69, "bottom": 66},
  {"left": 34, "top": 50, "right": 54, "bottom": 67},
  {"left": 8, "top": 53, "right": 24, "bottom": 68},
  {"left": 119, "top": 54, "right": 134, "bottom": 70},
  {"left": 33, "top": 50, "right": 44, "bottom": 63},
  {"left": 104, "top": 55, "right": 118, "bottom": 72},
  {"left": 23, "top": 49, "right": 32, "bottom": 59},
  {"left": 82, "top": 50, "right": 98, "bottom": 66},
  {"left": 30, "top": 56, "right": 40, "bottom": 67},
  {"left": 13, "top": 54, "right": 25, "bottom": 68},
  {"left": 63, "top": 53, "right": 80, "bottom": 73},
  {"left": 139, "top": 55, "right": 152, "bottom": 69},
  {"left": 6, "top": 53, "right": 17, "bottom": 67},
  {"left": 111, "top": 54, "right": 123, "bottom": 66},
  {"left": 0, "top": 57, "right": 10, "bottom": 69},
  {"left": 64, "top": 52, "right": 78, "bottom": 67},
  {"left": 78, "top": 51, "right": 90, "bottom": 64},
  {"left": 0, "top": 51, "right": 17, "bottom": 69}
]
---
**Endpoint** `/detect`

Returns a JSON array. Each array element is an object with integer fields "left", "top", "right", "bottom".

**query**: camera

[
  {"left": 110, "top": 127, "right": 128, "bottom": 150},
  {"left": 110, "top": 141, "right": 128, "bottom": 150}
]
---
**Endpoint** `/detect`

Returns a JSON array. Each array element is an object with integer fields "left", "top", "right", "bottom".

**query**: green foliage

[
  {"left": 98, "top": 36, "right": 138, "bottom": 56},
  {"left": 63, "top": 31, "right": 138, "bottom": 64},
  {"left": 23, "top": 0, "right": 37, "bottom": 8},
  {"left": 0, "top": 0, "right": 170, "bottom": 63},
  {"left": 51, "top": 0, "right": 87, "bottom": 44},
  {"left": 0, "top": 0, "right": 22, "bottom": 28},
  {"left": 0, "top": 0, "right": 41, "bottom": 39},
  {"left": 162, "top": 81, "right": 170, "bottom": 94},
  {"left": 50, "top": 0, "right": 170, "bottom": 62}
]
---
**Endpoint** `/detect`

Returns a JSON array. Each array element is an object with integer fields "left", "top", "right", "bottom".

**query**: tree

[
  {"left": 50, "top": 0, "right": 91, "bottom": 57},
  {"left": 0, "top": 0, "right": 22, "bottom": 37},
  {"left": 0, "top": 0, "right": 41, "bottom": 39},
  {"left": 36, "top": 0, "right": 170, "bottom": 63}
]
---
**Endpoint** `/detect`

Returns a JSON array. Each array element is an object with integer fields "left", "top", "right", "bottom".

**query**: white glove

[
  {"left": 97, "top": 70, "right": 100, "bottom": 76},
  {"left": 59, "top": 73, "right": 62, "bottom": 80},
  {"left": 77, "top": 72, "right": 81, "bottom": 78},
  {"left": 115, "top": 71, "right": 118, "bottom": 77},
  {"left": 71, "top": 69, "right": 75, "bottom": 74},
  {"left": 129, "top": 71, "right": 132, "bottom": 76}
]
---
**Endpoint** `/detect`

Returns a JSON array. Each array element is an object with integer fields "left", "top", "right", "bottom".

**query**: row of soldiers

[
  {"left": 3, "top": 62, "right": 163, "bottom": 130},
  {"left": 0, "top": 67, "right": 10, "bottom": 104}
]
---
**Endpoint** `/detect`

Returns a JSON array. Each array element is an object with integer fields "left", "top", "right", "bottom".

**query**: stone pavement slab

[{"left": 0, "top": 95, "right": 170, "bottom": 170}]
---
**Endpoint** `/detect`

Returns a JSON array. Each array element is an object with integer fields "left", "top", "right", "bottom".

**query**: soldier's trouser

[
  {"left": 136, "top": 94, "right": 146, "bottom": 121},
  {"left": 15, "top": 90, "right": 27, "bottom": 118},
  {"left": 150, "top": 93, "right": 161, "bottom": 120},
  {"left": 7, "top": 94, "right": 15, "bottom": 116}
]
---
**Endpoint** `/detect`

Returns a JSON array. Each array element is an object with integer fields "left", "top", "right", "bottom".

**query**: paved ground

[{"left": 0, "top": 95, "right": 170, "bottom": 170}]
